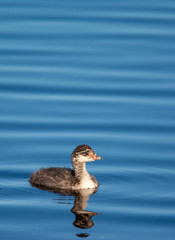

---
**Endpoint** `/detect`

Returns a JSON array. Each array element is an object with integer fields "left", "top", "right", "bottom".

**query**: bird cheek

[{"left": 88, "top": 153, "right": 95, "bottom": 160}]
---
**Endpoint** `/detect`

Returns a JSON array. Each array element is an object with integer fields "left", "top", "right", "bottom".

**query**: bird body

[{"left": 29, "top": 145, "right": 102, "bottom": 190}]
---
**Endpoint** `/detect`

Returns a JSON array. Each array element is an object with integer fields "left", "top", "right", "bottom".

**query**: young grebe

[{"left": 29, "top": 145, "right": 102, "bottom": 190}]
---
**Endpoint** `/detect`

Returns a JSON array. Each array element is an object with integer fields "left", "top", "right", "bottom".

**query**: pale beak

[{"left": 95, "top": 154, "right": 103, "bottom": 160}]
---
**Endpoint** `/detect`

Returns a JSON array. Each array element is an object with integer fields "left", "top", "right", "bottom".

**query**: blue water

[{"left": 1, "top": 0, "right": 175, "bottom": 239}]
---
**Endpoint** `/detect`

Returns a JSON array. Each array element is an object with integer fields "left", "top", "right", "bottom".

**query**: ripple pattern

[{"left": 0, "top": 1, "right": 175, "bottom": 240}]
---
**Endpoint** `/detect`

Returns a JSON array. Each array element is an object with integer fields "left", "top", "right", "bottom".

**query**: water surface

[{"left": 0, "top": 1, "right": 175, "bottom": 239}]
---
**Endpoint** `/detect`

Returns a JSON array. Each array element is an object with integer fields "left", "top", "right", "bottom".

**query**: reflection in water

[
  {"left": 76, "top": 233, "right": 90, "bottom": 238},
  {"left": 30, "top": 183, "right": 100, "bottom": 235},
  {"left": 71, "top": 188, "right": 100, "bottom": 229}
]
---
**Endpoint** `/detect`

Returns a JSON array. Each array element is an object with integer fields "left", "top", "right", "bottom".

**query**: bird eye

[{"left": 81, "top": 151, "right": 89, "bottom": 156}]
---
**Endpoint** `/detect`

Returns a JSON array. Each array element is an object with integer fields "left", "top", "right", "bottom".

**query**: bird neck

[{"left": 72, "top": 158, "right": 90, "bottom": 181}]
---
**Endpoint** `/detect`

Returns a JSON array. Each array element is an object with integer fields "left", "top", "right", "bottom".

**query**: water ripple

[{"left": 1, "top": 1, "right": 175, "bottom": 240}]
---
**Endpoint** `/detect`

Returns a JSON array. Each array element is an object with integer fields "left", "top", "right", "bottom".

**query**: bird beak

[{"left": 95, "top": 154, "right": 103, "bottom": 160}]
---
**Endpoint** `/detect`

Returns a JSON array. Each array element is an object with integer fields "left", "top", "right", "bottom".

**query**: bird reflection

[
  {"left": 30, "top": 183, "right": 100, "bottom": 231},
  {"left": 71, "top": 188, "right": 100, "bottom": 229}
]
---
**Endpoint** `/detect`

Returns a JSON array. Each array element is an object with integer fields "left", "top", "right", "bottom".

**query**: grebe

[{"left": 29, "top": 145, "right": 102, "bottom": 190}]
